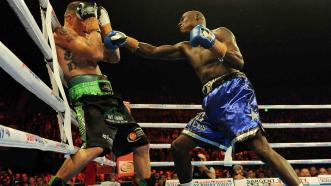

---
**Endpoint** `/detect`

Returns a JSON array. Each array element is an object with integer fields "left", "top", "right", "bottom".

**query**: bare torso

[
  {"left": 56, "top": 47, "right": 102, "bottom": 80},
  {"left": 179, "top": 27, "right": 242, "bottom": 85},
  {"left": 54, "top": 27, "right": 105, "bottom": 81}
]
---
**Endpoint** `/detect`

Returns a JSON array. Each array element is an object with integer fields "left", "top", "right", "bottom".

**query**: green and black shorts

[{"left": 69, "top": 74, "right": 149, "bottom": 157}]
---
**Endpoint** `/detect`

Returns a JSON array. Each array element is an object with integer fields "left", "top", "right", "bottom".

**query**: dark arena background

[{"left": 0, "top": 0, "right": 331, "bottom": 185}]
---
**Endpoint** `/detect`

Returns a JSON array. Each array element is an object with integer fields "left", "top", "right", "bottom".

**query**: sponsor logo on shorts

[
  {"left": 191, "top": 122, "right": 207, "bottom": 131},
  {"left": 105, "top": 114, "right": 129, "bottom": 124},
  {"left": 127, "top": 128, "right": 144, "bottom": 143},
  {"left": 102, "top": 134, "right": 114, "bottom": 145},
  {"left": 99, "top": 82, "right": 113, "bottom": 93},
  {"left": 247, "top": 109, "right": 260, "bottom": 121}
]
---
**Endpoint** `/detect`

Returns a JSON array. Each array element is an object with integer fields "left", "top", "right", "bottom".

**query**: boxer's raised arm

[{"left": 97, "top": 6, "right": 120, "bottom": 63}]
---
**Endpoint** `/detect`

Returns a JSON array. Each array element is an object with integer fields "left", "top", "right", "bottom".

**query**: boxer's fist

[
  {"left": 104, "top": 31, "right": 127, "bottom": 50},
  {"left": 97, "top": 6, "right": 112, "bottom": 36},
  {"left": 190, "top": 24, "right": 215, "bottom": 48},
  {"left": 76, "top": 2, "right": 97, "bottom": 20}
]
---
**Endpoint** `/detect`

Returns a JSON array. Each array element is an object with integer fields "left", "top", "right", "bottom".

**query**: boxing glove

[
  {"left": 97, "top": 6, "right": 112, "bottom": 37},
  {"left": 76, "top": 2, "right": 98, "bottom": 20},
  {"left": 190, "top": 24, "right": 215, "bottom": 48},
  {"left": 104, "top": 31, "right": 128, "bottom": 50}
]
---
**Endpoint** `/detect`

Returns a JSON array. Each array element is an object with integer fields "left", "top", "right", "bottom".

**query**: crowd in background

[{"left": 1, "top": 94, "right": 331, "bottom": 185}]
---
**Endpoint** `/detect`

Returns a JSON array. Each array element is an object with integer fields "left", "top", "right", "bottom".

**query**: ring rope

[
  {"left": 0, "top": 124, "right": 114, "bottom": 166},
  {"left": 45, "top": 1, "right": 74, "bottom": 150},
  {"left": 151, "top": 159, "right": 331, "bottom": 167},
  {"left": 2, "top": 123, "right": 330, "bottom": 167},
  {"left": 139, "top": 122, "right": 331, "bottom": 128},
  {"left": 149, "top": 142, "right": 331, "bottom": 149},
  {"left": 0, "top": 42, "right": 65, "bottom": 112},
  {"left": 6, "top": 0, "right": 53, "bottom": 60},
  {"left": 131, "top": 104, "right": 331, "bottom": 110}
]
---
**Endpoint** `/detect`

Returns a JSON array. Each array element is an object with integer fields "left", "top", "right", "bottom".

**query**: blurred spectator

[
  {"left": 256, "top": 170, "right": 265, "bottom": 178},
  {"left": 246, "top": 169, "right": 257, "bottom": 178},
  {"left": 21, "top": 173, "right": 29, "bottom": 186},
  {"left": 294, "top": 168, "right": 300, "bottom": 177},
  {"left": 319, "top": 167, "right": 328, "bottom": 175},
  {"left": 222, "top": 169, "right": 231, "bottom": 178},
  {"left": 155, "top": 174, "right": 167, "bottom": 186},
  {"left": 233, "top": 165, "right": 245, "bottom": 180},
  {"left": 192, "top": 153, "right": 216, "bottom": 179},
  {"left": 29, "top": 176, "right": 36, "bottom": 186},
  {"left": 36, "top": 175, "right": 46, "bottom": 186},
  {"left": 310, "top": 166, "right": 318, "bottom": 177},
  {"left": 300, "top": 168, "right": 311, "bottom": 177},
  {"left": 328, "top": 168, "right": 331, "bottom": 175}
]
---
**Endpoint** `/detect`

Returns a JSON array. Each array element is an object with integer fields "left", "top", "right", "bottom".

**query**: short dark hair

[{"left": 65, "top": 1, "right": 82, "bottom": 16}]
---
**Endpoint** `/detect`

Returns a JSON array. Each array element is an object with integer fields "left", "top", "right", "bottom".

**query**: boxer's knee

[
  {"left": 133, "top": 143, "right": 150, "bottom": 156},
  {"left": 171, "top": 138, "right": 189, "bottom": 158},
  {"left": 248, "top": 137, "right": 274, "bottom": 160}
]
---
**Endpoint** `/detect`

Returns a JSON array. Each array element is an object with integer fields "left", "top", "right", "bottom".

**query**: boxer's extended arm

[
  {"left": 135, "top": 42, "right": 186, "bottom": 61},
  {"left": 54, "top": 27, "right": 104, "bottom": 62},
  {"left": 104, "top": 31, "right": 186, "bottom": 60}
]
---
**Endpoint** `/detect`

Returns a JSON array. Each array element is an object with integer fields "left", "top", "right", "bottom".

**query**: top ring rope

[
  {"left": 5, "top": 0, "right": 53, "bottom": 60},
  {"left": 131, "top": 104, "right": 331, "bottom": 110},
  {"left": 138, "top": 122, "right": 331, "bottom": 128}
]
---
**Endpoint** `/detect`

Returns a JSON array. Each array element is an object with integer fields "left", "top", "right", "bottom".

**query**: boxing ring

[{"left": 1, "top": 0, "right": 331, "bottom": 185}]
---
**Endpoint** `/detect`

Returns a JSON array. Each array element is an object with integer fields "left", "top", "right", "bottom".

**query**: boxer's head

[
  {"left": 64, "top": 1, "right": 84, "bottom": 31},
  {"left": 178, "top": 10, "right": 206, "bottom": 33}
]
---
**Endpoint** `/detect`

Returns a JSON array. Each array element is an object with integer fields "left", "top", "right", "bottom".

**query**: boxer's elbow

[
  {"left": 86, "top": 49, "right": 104, "bottom": 62},
  {"left": 104, "top": 49, "right": 120, "bottom": 63},
  {"left": 224, "top": 51, "right": 244, "bottom": 70},
  {"left": 235, "top": 57, "right": 244, "bottom": 70},
  {"left": 106, "top": 55, "right": 120, "bottom": 64}
]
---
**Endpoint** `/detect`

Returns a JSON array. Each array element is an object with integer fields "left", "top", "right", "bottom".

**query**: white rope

[
  {"left": 0, "top": 42, "right": 65, "bottom": 112},
  {"left": 0, "top": 124, "right": 114, "bottom": 166},
  {"left": 45, "top": 1, "right": 74, "bottom": 150},
  {"left": 151, "top": 159, "right": 331, "bottom": 166},
  {"left": 139, "top": 122, "right": 331, "bottom": 128},
  {"left": 149, "top": 142, "right": 331, "bottom": 149},
  {"left": 0, "top": 124, "right": 74, "bottom": 154},
  {"left": 38, "top": 0, "right": 61, "bottom": 31},
  {"left": 1, "top": 124, "right": 330, "bottom": 167},
  {"left": 131, "top": 104, "right": 331, "bottom": 110},
  {"left": 6, "top": 0, "right": 52, "bottom": 60}
]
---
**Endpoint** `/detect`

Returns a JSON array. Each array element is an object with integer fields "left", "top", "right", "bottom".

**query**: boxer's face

[{"left": 178, "top": 12, "right": 197, "bottom": 33}]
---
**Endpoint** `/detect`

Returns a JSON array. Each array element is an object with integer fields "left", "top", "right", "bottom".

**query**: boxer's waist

[
  {"left": 68, "top": 74, "right": 113, "bottom": 102},
  {"left": 202, "top": 71, "right": 246, "bottom": 95}
]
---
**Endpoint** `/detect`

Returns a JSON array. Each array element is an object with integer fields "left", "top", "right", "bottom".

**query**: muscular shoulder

[
  {"left": 212, "top": 27, "right": 236, "bottom": 42},
  {"left": 54, "top": 27, "right": 77, "bottom": 48}
]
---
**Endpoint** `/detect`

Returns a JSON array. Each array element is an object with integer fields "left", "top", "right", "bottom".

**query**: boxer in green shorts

[{"left": 48, "top": 2, "right": 151, "bottom": 186}]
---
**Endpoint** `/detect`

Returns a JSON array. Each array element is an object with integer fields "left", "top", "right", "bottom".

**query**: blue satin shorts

[{"left": 183, "top": 73, "right": 262, "bottom": 150}]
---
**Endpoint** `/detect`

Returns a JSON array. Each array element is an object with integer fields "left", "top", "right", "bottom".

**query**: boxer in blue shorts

[{"left": 105, "top": 10, "right": 302, "bottom": 186}]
